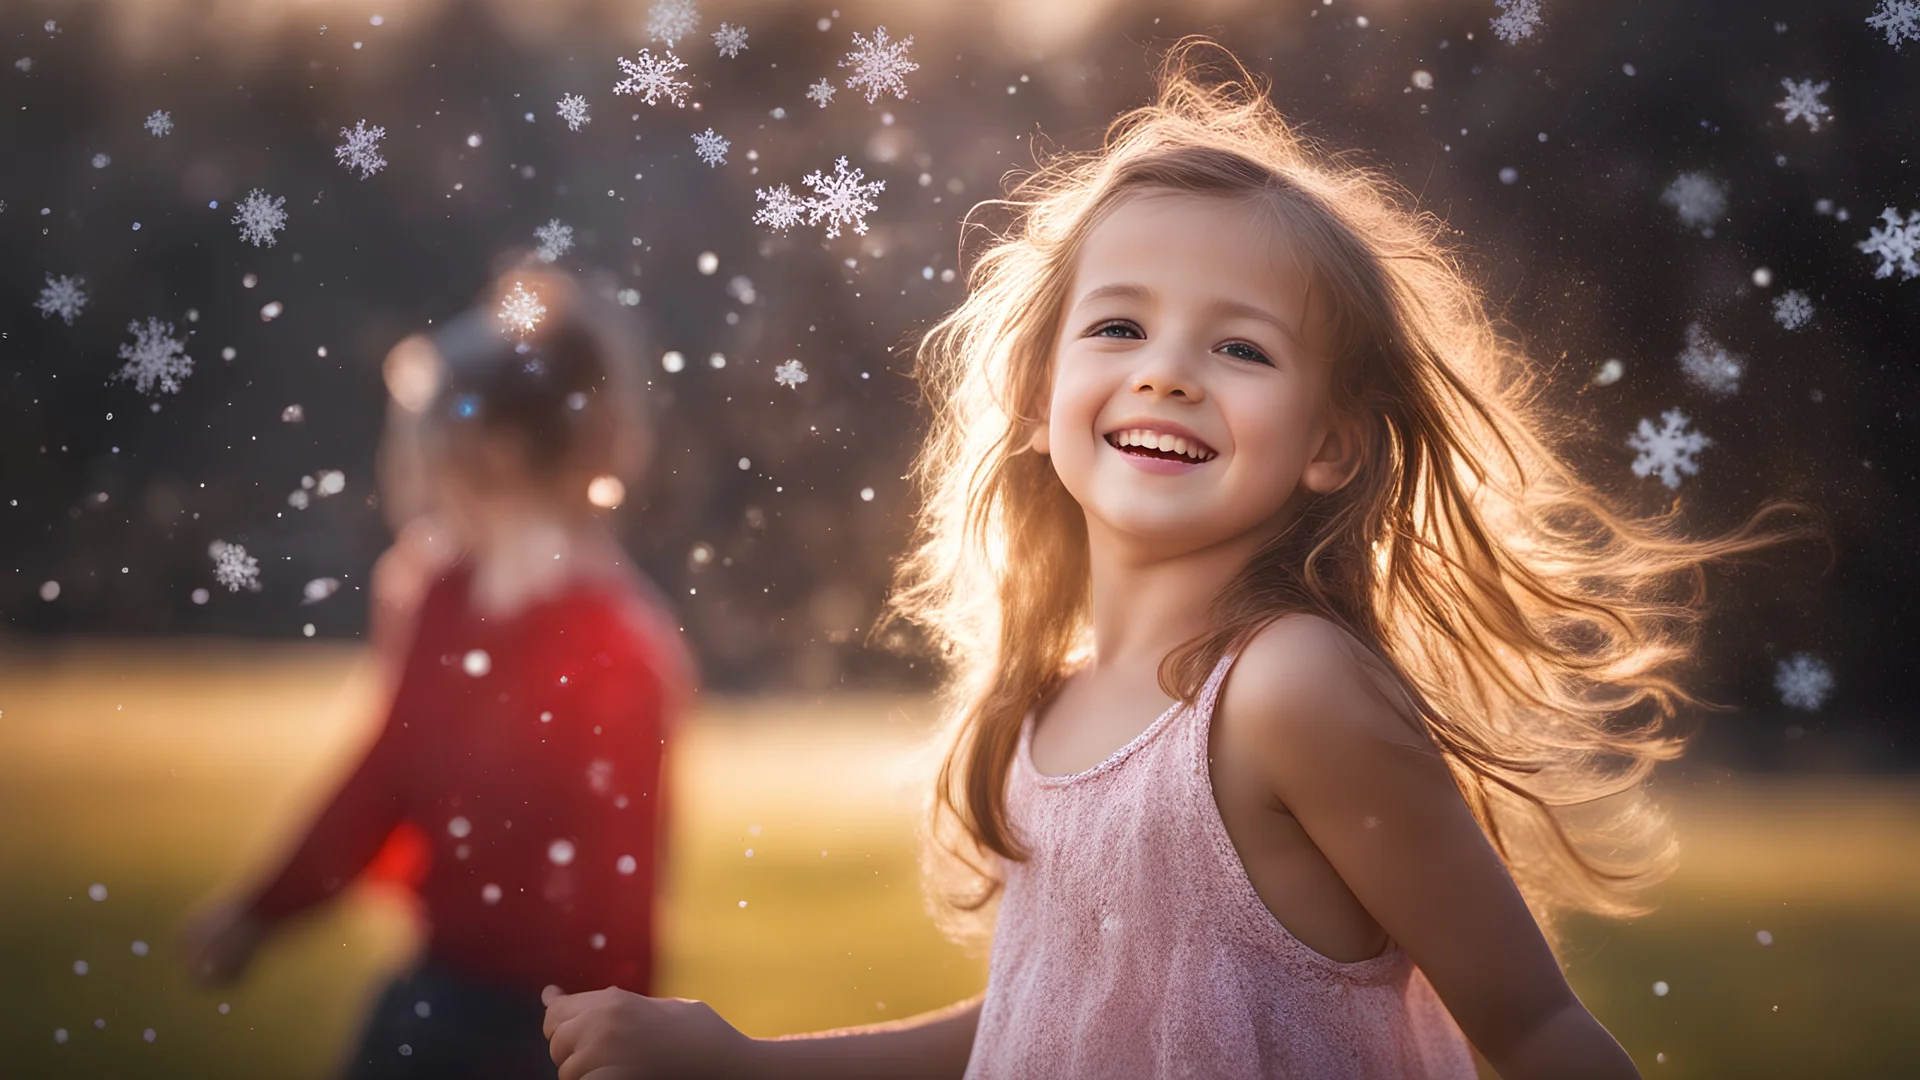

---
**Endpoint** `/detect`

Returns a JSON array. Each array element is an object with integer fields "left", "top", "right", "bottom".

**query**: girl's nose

[{"left": 1131, "top": 348, "right": 1204, "bottom": 401}]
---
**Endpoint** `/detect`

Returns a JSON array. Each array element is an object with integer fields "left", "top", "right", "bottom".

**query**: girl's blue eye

[
  {"left": 1220, "top": 341, "right": 1272, "bottom": 366},
  {"left": 1089, "top": 320, "right": 1142, "bottom": 339}
]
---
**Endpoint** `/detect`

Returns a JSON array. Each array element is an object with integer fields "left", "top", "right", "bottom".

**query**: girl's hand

[
  {"left": 179, "top": 900, "right": 269, "bottom": 988},
  {"left": 543, "top": 985, "right": 756, "bottom": 1080}
]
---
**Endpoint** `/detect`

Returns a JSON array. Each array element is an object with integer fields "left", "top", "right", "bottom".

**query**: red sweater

[{"left": 249, "top": 564, "right": 694, "bottom": 994}]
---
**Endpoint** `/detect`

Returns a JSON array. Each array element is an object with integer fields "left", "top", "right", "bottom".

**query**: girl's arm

[
  {"left": 1224, "top": 616, "right": 1640, "bottom": 1080},
  {"left": 542, "top": 987, "right": 981, "bottom": 1080}
]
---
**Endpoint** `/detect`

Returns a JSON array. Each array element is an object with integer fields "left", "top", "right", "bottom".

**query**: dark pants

[{"left": 341, "top": 961, "right": 558, "bottom": 1080}]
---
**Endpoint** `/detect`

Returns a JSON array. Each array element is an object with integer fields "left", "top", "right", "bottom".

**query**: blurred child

[
  {"left": 540, "top": 42, "right": 1806, "bottom": 1079},
  {"left": 184, "top": 267, "right": 695, "bottom": 1079}
]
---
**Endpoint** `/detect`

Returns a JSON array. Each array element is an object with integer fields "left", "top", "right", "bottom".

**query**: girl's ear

[
  {"left": 1301, "top": 411, "right": 1366, "bottom": 495},
  {"left": 1026, "top": 416, "right": 1051, "bottom": 456}
]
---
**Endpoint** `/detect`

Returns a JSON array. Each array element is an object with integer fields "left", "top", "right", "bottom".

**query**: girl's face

[{"left": 1035, "top": 192, "right": 1361, "bottom": 555}]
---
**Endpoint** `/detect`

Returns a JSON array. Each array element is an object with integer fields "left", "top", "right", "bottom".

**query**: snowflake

[
  {"left": 806, "top": 78, "right": 837, "bottom": 108},
  {"left": 498, "top": 281, "right": 546, "bottom": 337},
  {"left": 114, "top": 318, "right": 194, "bottom": 395},
  {"left": 1490, "top": 0, "right": 1544, "bottom": 43},
  {"left": 712, "top": 22, "right": 748, "bottom": 58},
  {"left": 556, "top": 93, "right": 591, "bottom": 131},
  {"left": 1661, "top": 172, "right": 1727, "bottom": 235},
  {"left": 1772, "top": 290, "right": 1814, "bottom": 331},
  {"left": 534, "top": 218, "right": 574, "bottom": 263},
  {"left": 613, "top": 49, "right": 690, "bottom": 108},
  {"left": 231, "top": 188, "right": 288, "bottom": 248},
  {"left": 691, "top": 127, "right": 729, "bottom": 167},
  {"left": 34, "top": 274, "right": 88, "bottom": 324},
  {"left": 840, "top": 26, "right": 918, "bottom": 104},
  {"left": 1675, "top": 322, "right": 1743, "bottom": 396},
  {"left": 806, "top": 156, "right": 885, "bottom": 238},
  {"left": 209, "top": 540, "right": 262, "bottom": 593},
  {"left": 773, "top": 359, "right": 808, "bottom": 389},
  {"left": 1867, "top": 1, "right": 1920, "bottom": 49},
  {"left": 646, "top": 0, "right": 699, "bottom": 46},
  {"left": 334, "top": 119, "right": 388, "bottom": 179},
  {"left": 1775, "top": 78, "right": 1831, "bottom": 131},
  {"left": 1857, "top": 206, "right": 1920, "bottom": 281},
  {"left": 1627, "top": 409, "right": 1711, "bottom": 490},
  {"left": 752, "top": 183, "right": 809, "bottom": 232},
  {"left": 1773, "top": 653, "right": 1834, "bottom": 711},
  {"left": 144, "top": 109, "right": 173, "bottom": 137}
]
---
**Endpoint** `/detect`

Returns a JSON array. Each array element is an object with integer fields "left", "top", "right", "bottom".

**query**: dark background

[{"left": 2, "top": 0, "right": 1914, "bottom": 763}]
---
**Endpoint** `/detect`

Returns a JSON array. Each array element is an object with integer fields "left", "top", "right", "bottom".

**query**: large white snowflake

[
  {"left": 209, "top": 540, "right": 262, "bottom": 593},
  {"left": 231, "top": 188, "right": 288, "bottom": 247},
  {"left": 35, "top": 274, "right": 88, "bottom": 324},
  {"left": 1773, "top": 653, "right": 1834, "bottom": 711},
  {"left": 144, "top": 109, "right": 173, "bottom": 137},
  {"left": 1627, "top": 409, "right": 1711, "bottom": 490},
  {"left": 1490, "top": 0, "right": 1544, "bottom": 43},
  {"left": 498, "top": 281, "right": 546, "bottom": 336},
  {"left": 806, "top": 78, "right": 837, "bottom": 109},
  {"left": 646, "top": 0, "right": 699, "bottom": 46},
  {"left": 556, "top": 92, "right": 591, "bottom": 131},
  {"left": 802, "top": 156, "right": 885, "bottom": 238},
  {"left": 712, "top": 21, "right": 748, "bottom": 58},
  {"left": 534, "top": 218, "right": 574, "bottom": 263},
  {"left": 334, "top": 119, "right": 388, "bottom": 179},
  {"left": 1661, "top": 172, "right": 1727, "bottom": 235},
  {"left": 752, "top": 184, "right": 808, "bottom": 232},
  {"left": 1867, "top": 1, "right": 1920, "bottom": 49},
  {"left": 614, "top": 49, "right": 690, "bottom": 108},
  {"left": 114, "top": 317, "right": 194, "bottom": 395},
  {"left": 691, "top": 127, "right": 729, "bottom": 167},
  {"left": 840, "top": 26, "right": 918, "bottom": 104},
  {"left": 1675, "top": 321, "right": 1743, "bottom": 396},
  {"left": 1772, "top": 290, "right": 1814, "bottom": 331},
  {"left": 1857, "top": 206, "right": 1920, "bottom": 281},
  {"left": 773, "top": 359, "right": 808, "bottom": 388},
  {"left": 1775, "top": 78, "right": 1831, "bottom": 131}
]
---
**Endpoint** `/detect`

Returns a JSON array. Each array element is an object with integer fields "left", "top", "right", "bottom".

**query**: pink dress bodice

[{"left": 964, "top": 652, "right": 1479, "bottom": 1079}]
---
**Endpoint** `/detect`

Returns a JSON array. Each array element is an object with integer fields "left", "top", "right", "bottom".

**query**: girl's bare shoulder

[{"left": 1221, "top": 614, "right": 1433, "bottom": 764}]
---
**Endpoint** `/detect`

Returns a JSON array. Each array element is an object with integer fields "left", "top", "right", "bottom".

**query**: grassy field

[{"left": 1, "top": 642, "right": 1915, "bottom": 1078}]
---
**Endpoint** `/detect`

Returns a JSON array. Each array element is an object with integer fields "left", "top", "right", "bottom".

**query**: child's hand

[
  {"left": 543, "top": 984, "right": 756, "bottom": 1080},
  {"left": 179, "top": 900, "right": 269, "bottom": 988}
]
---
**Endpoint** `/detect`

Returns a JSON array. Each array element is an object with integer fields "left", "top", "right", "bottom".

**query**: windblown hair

[{"left": 878, "top": 39, "right": 1811, "bottom": 950}]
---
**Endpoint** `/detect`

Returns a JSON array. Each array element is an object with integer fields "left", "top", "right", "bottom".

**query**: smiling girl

[{"left": 541, "top": 42, "right": 1801, "bottom": 1079}]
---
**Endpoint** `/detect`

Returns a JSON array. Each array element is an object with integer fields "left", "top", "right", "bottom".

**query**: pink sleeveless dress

[{"left": 964, "top": 652, "right": 1479, "bottom": 1079}]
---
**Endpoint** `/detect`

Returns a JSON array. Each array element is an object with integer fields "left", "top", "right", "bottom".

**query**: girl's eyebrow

[{"left": 1073, "top": 281, "right": 1156, "bottom": 307}]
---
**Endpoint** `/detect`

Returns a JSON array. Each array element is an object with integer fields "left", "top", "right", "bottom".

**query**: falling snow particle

[
  {"left": 481, "top": 883, "right": 502, "bottom": 904},
  {"left": 1867, "top": 1, "right": 1920, "bottom": 49},
  {"left": 646, "top": 0, "right": 699, "bottom": 46},
  {"left": 1857, "top": 207, "right": 1920, "bottom": 281},
  {"left": 806, "top": 79, "right": 837, "bottom": 108},
  {"left": 463, "top": 649, "right": 492, "bottom": 677},
  {"left": 712, "top": 22, "right": 748, "bottom": 58},
  {"left": 144, "top": 110, "right": 173, "bottom": 137},
  {"left": 692, "top": 127, "right": 729, "bottom": 167},
  {"left": 209, "top": 540, "right": 262, "bottom": 593},
  {"left": 35, "top": 274, "right": 88, "bottom": 324},
  {"left": 776, "top": 155, "right": 885, "bottom": 238},
  {"left": 334, "top": 119, "right": 388, "bottom": 179},
  {"left": 556, "top": 93, "right": 591, "bottom": 131},
  {"left": 89, "top": 883, "right": 108, "bottom": 901},
  {"left": 613, "top": 49, "right": 691, "bottom": 108},
  {"left": 1772, "top": 290, "right": 1814, "bottom": 330},
  {"left": 548, "top": 839, "right": 577, "bottom": 866},
  {"left": 1661, "top": 172, "right": 1728, "bottom": 235},
  {"left": 840, "top": 26, "right": 918, "bottom": 104},
  {"left": 1490, "top": 0, "right": 1545, "bottom": 44},
  {"left": 231, "top": 189, "right": 288, "bottom": 248},
  {"left": 617, "top": 854, "right": 638, "bottom": 874},
  {"left": 1775, "top": 78, "right": 1831, "bottom": 131},
  {"left": 1675, "top": 321, "right": 1744, "bottom": 396},
  {"left": 752, "top": 184, "right": 808, "bottom": 232},
  {"left": 115, "top": 318, "right": 194, "bottom": 395},
  {"left": 1653, "top": 980, "right": 1670, "bottom": 997},
  {"left": 498, "top": 281, "right": 546, "bottom": 336},
  {"left": 1774, "top": 653, "right": 1835, "bottom": 710},
  {"left": 534, "top": 218, "right": 574, "bottom": 263},
  {"left": 1592, "top": 358, "right": 1625, "bottom": 386},
  {"left": 1627, "top": 409, "right": 1711, "bottom": 490},
  {"left": 774, "top": 359, "right": 808, "bottom": 388},
  {"left": 302, "top": 577, "right": 341, "bottom": 604}
]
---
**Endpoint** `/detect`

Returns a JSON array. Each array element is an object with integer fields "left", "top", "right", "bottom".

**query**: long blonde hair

[{"left": 878, "top": 39, "right": 1811, "bottom": 949}]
